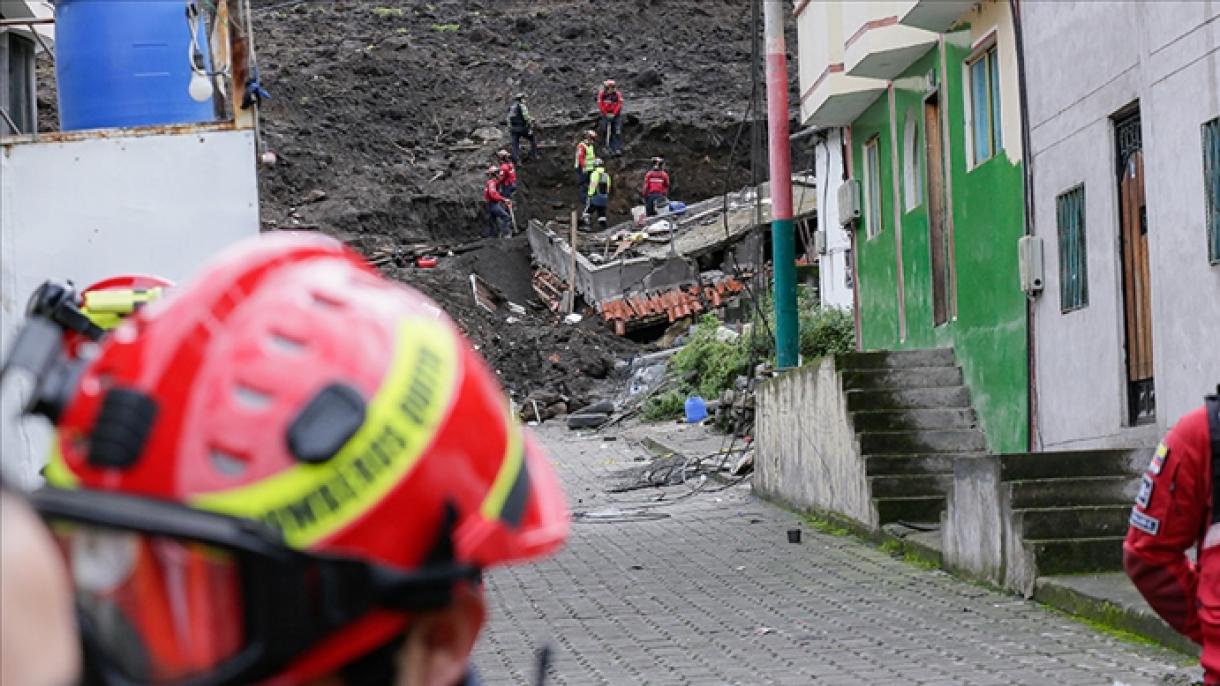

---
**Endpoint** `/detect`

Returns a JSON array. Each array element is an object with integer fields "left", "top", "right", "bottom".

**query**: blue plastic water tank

[{"left": 55, "top": 0, "right": 216, "bottom": 131}]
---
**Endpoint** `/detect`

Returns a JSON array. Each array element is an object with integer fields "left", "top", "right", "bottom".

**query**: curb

[{"left": 1033, "top": 576, "right": 1200, "bottom": 656}]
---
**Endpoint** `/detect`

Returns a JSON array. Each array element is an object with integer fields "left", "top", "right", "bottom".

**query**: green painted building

[{"left": 843, "top": 3, "right": 1028, "bottom": 453}]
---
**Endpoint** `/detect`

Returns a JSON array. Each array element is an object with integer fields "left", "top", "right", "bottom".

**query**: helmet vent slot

[
  {"left": 234, "top": 384, "right": 272, "bottom": 409},
  {"left": 209, "top": 448, "right": 249, "bottom": 477},
  {"left": 310, "top": 291, "right": 345, "bottom": 309},
  {"left": 268, "top": 331, "right": 307, "bottom": 354}
]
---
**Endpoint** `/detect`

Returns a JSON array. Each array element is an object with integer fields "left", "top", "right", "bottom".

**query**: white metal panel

[{"left": 0, "top": 127, "right": 259, "bottom": 486}]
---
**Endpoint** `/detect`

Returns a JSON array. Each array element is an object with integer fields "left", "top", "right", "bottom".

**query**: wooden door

[
  {"left": 924, "top": 94, "right": 950, "bottom": 325},
  {"left": 1116, "top": 111, "right": 1155, "bottom": 423}
]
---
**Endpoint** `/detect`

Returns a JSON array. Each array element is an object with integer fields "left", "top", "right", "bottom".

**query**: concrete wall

[
  {"left": 942, "top": 455, "right": 1005, "bottom": 585},
  {"left": 1024, "top": 1, "right": 1220, "bottom": 450},
  {"left": 814, "top": 128, "right": 855, "bottom": 311},
  {"left": 754, "top": 356, "right": 875, "bottom": 529},
  {"left": 0, "top": 127, "right": 260, "bottom": 487},
  {"left": 526, "top": 221, "right": 698, "bottom": 305}
]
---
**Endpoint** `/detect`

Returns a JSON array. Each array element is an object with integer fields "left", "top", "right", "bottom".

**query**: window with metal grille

[
  {"left": 863, "top": 136, "right": 883, "bottom": 238},
  {"left": 1057, "top": 185, "right": 1088, "bottom": 312},
  {"left": 1204, "top": 117, "right": 1220, "bottom": 264},
  {"left": 967, "top": 44, "right": 1002, "bottom": 167}
]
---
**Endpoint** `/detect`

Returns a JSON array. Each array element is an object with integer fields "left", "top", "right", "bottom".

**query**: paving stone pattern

[{"left": 472, "top": 425, "right": 1198, "bottom": 685}]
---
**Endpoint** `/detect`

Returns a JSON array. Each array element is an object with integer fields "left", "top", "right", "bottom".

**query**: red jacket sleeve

[
  {"left": 1123, "top": 406, "right": 1210, "bottom": 644},
  {"left": 484, "top": 180, "right": 506, "bottom": 203},
  {"left": 597, "top": 89, "right": 609, "bottom": 116},
  {"left": 660, "top": 171, "right": 669, "bottom": 193}
]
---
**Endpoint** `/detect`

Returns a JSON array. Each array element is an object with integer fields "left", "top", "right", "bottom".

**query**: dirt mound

[
  {"left": 248, "top": 0, "right": 798, "bottom": 398},
  {"left": 251, "top": 0, "right": 778, "bottom": 239}
]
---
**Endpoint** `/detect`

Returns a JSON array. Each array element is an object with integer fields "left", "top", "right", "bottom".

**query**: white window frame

[
  {"left": 863, "top": 136, "right": 883, "bottom": 239},
  {"left": 963, "top": 30, "right": 1002, "bottom": 170},
  {"left": 903, "top": 108, "right": 922, "bottom": 213}
]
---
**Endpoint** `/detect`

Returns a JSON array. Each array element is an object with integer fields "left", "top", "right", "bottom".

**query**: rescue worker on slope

[
  {"left": 12, "top": 233, "right": 569, "bottom": 686},
  {"left": 641, "top": 156, "right": 671, "bottom": 217},
  {"left": 574, "top": 130, "right": 597, "bottom": 205},
  {"left": 1124, "top": 388, "right": 1220, "bottom": 685},
  {"left": 585, "top": 158, "right": 611, "bottom": 231},
  {"left": 596, "top": 79, "right": 624, "bottom": 156},
  {"left": 484, "top": 165, "right": 512, "bottom": 238},
  {"left": 496, "top": 150, "right": 518, "bottom": 198},
  {"left": 506, "top": 92, "right": 538, "bottom": 163}
]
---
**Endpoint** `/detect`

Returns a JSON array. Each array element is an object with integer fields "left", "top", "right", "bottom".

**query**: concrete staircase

[
  {"left": 838, "top": 348, "right": 988, "bottom": 527},
  {"left": 1001, "top": 449, "right": 1144, "bottom": 585}
]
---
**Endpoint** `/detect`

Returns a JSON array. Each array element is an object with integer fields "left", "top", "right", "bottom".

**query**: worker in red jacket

[
  {"left": 597, "top": 79, "right": 624, "bottom": 156},
  {"left": 641, "top": 156, "right": 670, "bottom": 217},
  {"left": 497, "top": 149, "right": 518, "bottom": 198},
  {"left": 483, "top": 166, "right": 512, "bottom": 238},
  {"left": 1124, "top": 389, "right": 1219, "bottom": 685}
]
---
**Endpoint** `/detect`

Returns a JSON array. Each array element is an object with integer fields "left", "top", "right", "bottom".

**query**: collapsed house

[{"left": 527, "top": 174, "right": 818, "bottom": 337}]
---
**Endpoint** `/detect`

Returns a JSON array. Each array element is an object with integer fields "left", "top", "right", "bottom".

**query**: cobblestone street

[{"left": 472, "top": 423, "right": 1200, "bottom": 686}]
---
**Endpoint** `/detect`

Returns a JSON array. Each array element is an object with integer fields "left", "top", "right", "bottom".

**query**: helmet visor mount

[{"left": 32, "top": 487, "right": 480, "bottom": 686}]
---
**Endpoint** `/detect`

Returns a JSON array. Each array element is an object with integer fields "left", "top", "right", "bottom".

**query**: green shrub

[
  {"left": 642, "top": 390, "right": 686, "bottom": 421},
  {"left": 799, "top": 306, "right": 854, "bottom": 362},
  {"left": 431, "top": 22, "right": 460, "bottom": 32},
  {"left": 371, "top": 7, "right": 404, "bottom": 18}
]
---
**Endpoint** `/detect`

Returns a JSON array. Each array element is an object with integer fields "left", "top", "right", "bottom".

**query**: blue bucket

[
  {"left": 684, "top": 395, "right": 708, "bottom": 423},
  {"left": 55, "top": 0, "right": 216, "bottom": 131},
  {"left": 668, "top": 200, "right": 687, "bottom": 214}
]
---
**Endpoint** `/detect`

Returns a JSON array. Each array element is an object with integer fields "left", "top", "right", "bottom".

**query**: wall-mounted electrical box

[
  {"left": 838, "top": 179, "right": 861, "bottom": 228},
  {"left": 1018, "top": 235, "right": 1044, "bottom": 296},
  {"left": 813, "top": 230, "right": 826, "bottom": 255}
]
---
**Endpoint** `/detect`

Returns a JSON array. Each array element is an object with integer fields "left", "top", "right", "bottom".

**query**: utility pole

[{"left": 763, "top": 0, "right": 799, "bottom": 368}]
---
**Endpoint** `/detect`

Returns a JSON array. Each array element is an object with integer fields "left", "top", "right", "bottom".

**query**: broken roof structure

[{"left": 527, "top": 174, "right": 817, "bottom": 335}]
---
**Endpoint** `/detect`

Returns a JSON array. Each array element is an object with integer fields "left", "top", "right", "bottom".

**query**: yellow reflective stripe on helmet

[
  {"left": 480, "top": 411, "right": 524, "bottom": 522},
  {"left": 195, "top": 319, "right": 459, "bottom": 549},
  {"left": 43, "top": 438, "right": 80, "bottom": 488}
]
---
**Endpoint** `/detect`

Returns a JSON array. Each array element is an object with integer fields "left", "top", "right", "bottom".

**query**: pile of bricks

[{"left": 597, "top": 276, "right": 745, "bottom": 336}]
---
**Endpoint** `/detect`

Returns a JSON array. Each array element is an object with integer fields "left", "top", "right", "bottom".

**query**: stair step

[
  {"left": 837, "top": 348, "right": 956, "bottom": 370},
  {"left": 1008, "top": 476, "right": 1138, "bottom": 509},
  {"left": 1016, "top": 505, "right": 1134, "bottom": 540},
  {"left": 874, "top": 495, "right": 946, "bottom": 524},
  {"left": 859, "top": 429, "right": 987, "bottom": 454},
  {"left": 869, "top": 474, "right": 953, "bottom": 498},
  {"left": 851, "top": 408, "right": 977, "bottom": 432},
  {"left": 1024, "top": 536, "right": 1126, "bottom": 575},
  {"left": 845, "top": 386, "right": 971, "bottom": 411},
  {"left": 841, "top": 367, "right": 964, "bottom": 390},
  {"left": 865, "top": 453, "right": 965, "bottom": 476},
  {"left": 1000, "top": 449, "right": 1148, "bottom": 481}
]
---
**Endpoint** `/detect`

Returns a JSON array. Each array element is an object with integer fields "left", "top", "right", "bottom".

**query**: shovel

[{"left": 508, "top": 202, "right": 518, "bottom": 236}]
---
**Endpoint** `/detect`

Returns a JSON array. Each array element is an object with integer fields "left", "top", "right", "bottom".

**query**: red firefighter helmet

[
  {"left": 25, "top": 274, "right": 172, "bottom": 358},
  {"left": 31, "top": 233, "right": 569, "bottom": 684}
]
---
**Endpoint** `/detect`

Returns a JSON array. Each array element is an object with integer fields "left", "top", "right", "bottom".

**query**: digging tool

[
  {"left": 605, "top": 120, "right": 611, "bottom": 151},
  {"left": 508, "top": 201, "right": 518, "bottom": 237}
]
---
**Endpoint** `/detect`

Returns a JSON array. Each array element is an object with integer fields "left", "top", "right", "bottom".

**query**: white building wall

[
  {"left": 1024, "top": 2, "right": 1220, "bottom": 450},
  {"left": 0, "top": 127, "right": 260, "bottom": 486},
  {"left": 815, "top": 128, "right": 854, "bottom": 310}
]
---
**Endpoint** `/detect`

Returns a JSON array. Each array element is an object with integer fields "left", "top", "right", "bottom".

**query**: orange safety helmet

[{"left": 22, "top": 233, "right": 568, "bottom": 684}]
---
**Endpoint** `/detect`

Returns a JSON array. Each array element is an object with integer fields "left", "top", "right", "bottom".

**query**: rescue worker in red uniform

[
  {"left": 1124, "top": 389, "right": 1220, "bottom": 685},
  {"left": 496, "top": 149, "right": 518, "bottom": 198},
  {"left": 8, "top": 233, "right": 569, "bottom": 686},
  {"left": 641, "top": 157, "right": 670, "bottom": 217},
  {"left": 483, "top": 165, "right": 512, "bottom": 238},
  {"left": 596, "top": 79, "right": 623, "bottom": 156}
]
